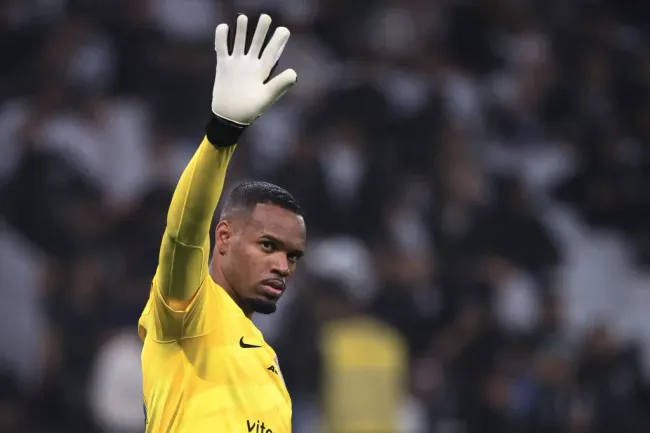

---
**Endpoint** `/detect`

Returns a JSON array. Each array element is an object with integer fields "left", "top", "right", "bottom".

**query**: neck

[{"left": 208, "top": 260, "right": 254, "bottom": 318}]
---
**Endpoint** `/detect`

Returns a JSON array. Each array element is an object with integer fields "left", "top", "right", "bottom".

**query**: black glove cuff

[{"left": 205, "top": 114, "right": 247, "bottom": 148}]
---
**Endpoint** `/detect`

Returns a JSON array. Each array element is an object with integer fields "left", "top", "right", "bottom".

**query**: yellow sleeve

[
  {"left": 139, "top": 137, "right": 235, "bottom": 342},
  {"left": 155, "top": 137, "right": 235, "bottom": 301}
]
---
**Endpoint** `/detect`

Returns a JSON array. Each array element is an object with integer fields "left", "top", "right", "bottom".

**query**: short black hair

[{"left": 221, "top": 181, "right": 303, "bottom": 218}]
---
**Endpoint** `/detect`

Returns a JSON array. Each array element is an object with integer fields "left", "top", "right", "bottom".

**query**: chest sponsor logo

[{"left": 246, "top": 419, "right": 274, "bottom": 433}]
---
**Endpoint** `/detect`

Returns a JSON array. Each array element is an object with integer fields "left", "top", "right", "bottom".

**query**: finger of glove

[
  {"left": 233, "top": 14, "right": 248, "bottom": 56},
  {"left": 265, "top": 68, "right": 297, "bottom": 99},
  {"left": 215, "top": 24, "right": 230, "bottom": 56},
  {"left": 249, "top": 14, "right": 272, "bottom": 58},
  {"left": 260, "top": 27, "right": 290, "bottom": 75}
]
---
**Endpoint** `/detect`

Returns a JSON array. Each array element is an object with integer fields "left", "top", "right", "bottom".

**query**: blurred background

[{"left": 1, "top": 0, "right": 649, "bottom": 432}]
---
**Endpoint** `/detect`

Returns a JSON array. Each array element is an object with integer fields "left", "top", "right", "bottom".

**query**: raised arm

[
  {"left": 152, "top": 14, "right": 297, "bottom": 310},
  {"left": 156, "top": 135, "right": 235, "bottom": 305}
]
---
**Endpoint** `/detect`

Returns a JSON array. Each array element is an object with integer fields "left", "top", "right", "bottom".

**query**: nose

[{"left": 271, "top": 254, "right": 291, "bottom": 277}]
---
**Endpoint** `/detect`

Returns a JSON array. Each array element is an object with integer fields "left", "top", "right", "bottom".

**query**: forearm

[
  {"left": 157, "top": 135, "right": 236, "bottom": 300},
  {"left": 166, "top": 138, "right": 234, "bottom": 245}
]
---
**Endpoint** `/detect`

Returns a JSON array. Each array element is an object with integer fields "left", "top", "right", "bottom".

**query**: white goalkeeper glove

[{"left": 211, "top": 14, "right": 297, "bottom": 125}]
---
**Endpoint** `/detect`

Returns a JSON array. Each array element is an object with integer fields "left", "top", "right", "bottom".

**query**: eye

[
  {"left": 260, "top": 241, "right": 274, "bottom": 252},
  {"left": 287, "top": 253, "right": 301, "bottom": 264}
]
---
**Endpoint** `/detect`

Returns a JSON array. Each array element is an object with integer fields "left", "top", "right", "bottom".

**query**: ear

[{"left": 214, "top": 220, "right": 232, "bottom": 255}]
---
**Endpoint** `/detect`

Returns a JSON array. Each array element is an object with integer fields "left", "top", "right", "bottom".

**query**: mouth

[{"left": 260, "top": 278, "right": 286, "bottom": 297}]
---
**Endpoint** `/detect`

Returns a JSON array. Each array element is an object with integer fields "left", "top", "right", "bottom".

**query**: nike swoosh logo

[{"left": 239, "top": 337, "right": 262, "bottom": 349}]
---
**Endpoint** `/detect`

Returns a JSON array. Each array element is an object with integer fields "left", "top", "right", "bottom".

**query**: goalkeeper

[{"left": 138, "top": 14, "right": 305, "bottom": 433}]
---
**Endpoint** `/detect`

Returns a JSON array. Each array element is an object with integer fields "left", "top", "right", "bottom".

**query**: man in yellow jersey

[{"left": 138, "top": 13, "right": 304, "bottom": 433}]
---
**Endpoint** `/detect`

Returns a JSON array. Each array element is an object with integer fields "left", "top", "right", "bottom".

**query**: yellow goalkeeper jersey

[
  {"left": 138, "top": 138, "right": 291, "bottom": 433},
  {"left": 138, "top": 276, "right": 291, "bottom": 433}
]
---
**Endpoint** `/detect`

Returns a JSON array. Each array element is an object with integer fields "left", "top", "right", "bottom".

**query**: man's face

[{"left": 217, "top": 204, "right": 306, "bottom": 314}]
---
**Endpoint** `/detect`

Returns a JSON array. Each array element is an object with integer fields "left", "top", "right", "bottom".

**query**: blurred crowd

[{"left": 1, "top": 0, "right": 650, "bottom": 432}]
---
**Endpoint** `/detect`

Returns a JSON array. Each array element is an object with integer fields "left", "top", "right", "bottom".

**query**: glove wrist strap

[{"left": 206, "top": 114, "right": 247, "bottom": 148}]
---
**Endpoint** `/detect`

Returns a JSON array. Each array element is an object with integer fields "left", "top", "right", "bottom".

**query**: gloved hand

[{"left": 211, "top": 14, "right": 297, "bottom": 125}]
